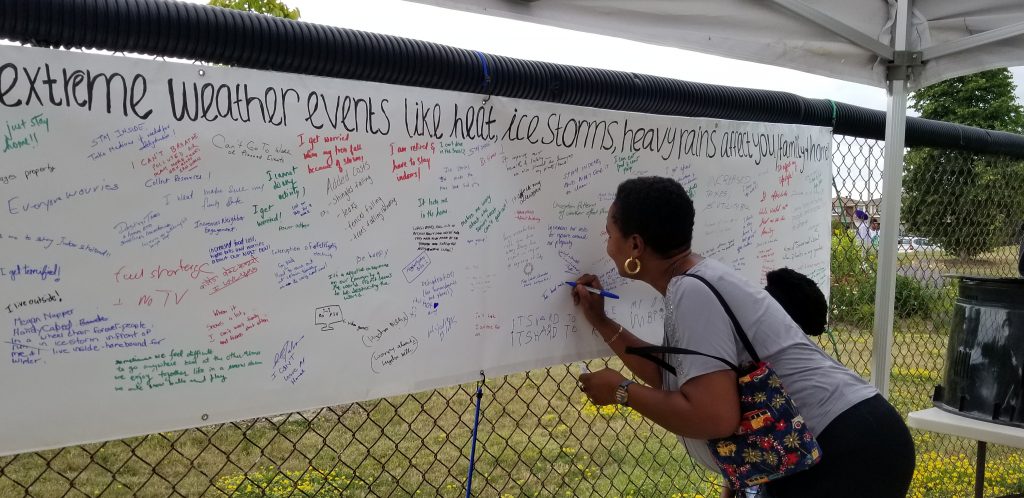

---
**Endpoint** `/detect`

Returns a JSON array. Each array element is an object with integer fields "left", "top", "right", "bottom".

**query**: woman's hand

[
  {"left": 572, "top": 274, "right": 610, "bottom": 328},
  {"left": 578, "top": 368, "right": 627, "bottom": 405}
]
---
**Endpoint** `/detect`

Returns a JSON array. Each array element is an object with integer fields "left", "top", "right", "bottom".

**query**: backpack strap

[
  {"left": 626, "top": 272, "right": 762, "bottom": 375},
  {"left": 681, "top": 273, "right": 761, "bottom": 363}
]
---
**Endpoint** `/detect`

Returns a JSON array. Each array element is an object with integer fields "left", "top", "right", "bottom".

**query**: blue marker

[{"left": 564, "top": 281, "right": 620, "bottom": 299}]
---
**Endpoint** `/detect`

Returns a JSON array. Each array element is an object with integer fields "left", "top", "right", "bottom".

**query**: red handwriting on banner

[
  {"left": 110, "top": 260, "right": 212, "bottom": 307},
  {"left": 298, "top": 133, "right": 364, "bottom": 175},
  {"left": 200, "top": 256, "right": 260, "bottom": 295},
  {"left": 113, "top": 260, "right": 213, "bottom": 283},
  {"left": 777, "top": 160, "right": 797, "bottom": 187},
  {"left": 207, "top": 305, "right": 270, "bottom": 345},
  {"left": 113, "top": 289, "right": 189, "bottom": 308},
  {"left": 137, "top": 133, "right": 202, "bottom": 177},
  {"left": 390, "top": 141, "right": 436, "bottom": 182}
]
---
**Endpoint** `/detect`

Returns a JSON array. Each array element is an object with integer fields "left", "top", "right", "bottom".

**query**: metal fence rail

[{"left": 3, "top": 137, "right": 1023, "bottom": 497}]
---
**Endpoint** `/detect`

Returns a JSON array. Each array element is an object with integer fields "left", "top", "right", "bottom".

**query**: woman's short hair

[{"left": 611, "top": 177, "right": 695, "bottom": 257}]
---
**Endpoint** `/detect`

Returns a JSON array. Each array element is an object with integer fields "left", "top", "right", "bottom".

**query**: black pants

[{"left": 763, "top": 394, "right": 916, "bottom": 498}]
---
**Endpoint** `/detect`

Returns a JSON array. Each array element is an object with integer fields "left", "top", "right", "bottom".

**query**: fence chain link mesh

[{"left": 3, "top": 133, "right": 1023, "bottom": 497}]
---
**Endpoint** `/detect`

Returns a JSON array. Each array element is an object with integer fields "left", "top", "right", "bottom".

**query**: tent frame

[{"left": 767, "top": 0, "right": 1019, "bottom": 396}]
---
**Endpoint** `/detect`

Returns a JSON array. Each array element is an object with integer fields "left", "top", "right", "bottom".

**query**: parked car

[{"left": 898, "top": 236, "right": 940, "bottom": 252}]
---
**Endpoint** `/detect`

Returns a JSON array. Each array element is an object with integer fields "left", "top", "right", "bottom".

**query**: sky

[
  {"left": 274, "top": 0, "right": 1024, "bottom": 112},
  {"left": 285, "top": 0, "right": 890, "bottom": 111},
  {"left": 275, "top": 0, "right": 1024, "bottom": 201}
]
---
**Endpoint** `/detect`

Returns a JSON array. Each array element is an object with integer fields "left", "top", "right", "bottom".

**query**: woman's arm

[
  {"left": 572, "top": 274, "right": 663, "bottom": 388},
  {"left": 629, "top": 369, "right": 740, "bottom": 439},
  {"left": 580, "top": 368, "right": 740, "bottom": 439},
  {"left": 589, "top": 317, "right": 664, "bottom": 388}
]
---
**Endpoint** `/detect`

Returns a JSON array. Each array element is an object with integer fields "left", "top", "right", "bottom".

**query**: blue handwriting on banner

[
  {"left": 272, "top": 336, "right": 306, "bottom": 385},
  {"left": 194, "top": 214, "right": 246, "bottom": 235},
  {"left": 10, "top": 308, "right": 163, "bottom": 365},
  {"left": 114, "top": 211, "right": 188, "bottom": 248},
  {"left": 275, "top": 257, "right": 328, "bottom": 289},
  {"left": 7, "top": 181, "right": 120, "bottom": 215},
  {"left": 1, "top": 263, "right": 61, "bottom": 282},
  {"left": 209, "top": 236, "right": 270, "bottom": 264},
  {"left": 421, "top": 271, "right": 456, "bottom": 304},
  {"left": 0, "top": 232, "right": 110, "bottom": 258}
]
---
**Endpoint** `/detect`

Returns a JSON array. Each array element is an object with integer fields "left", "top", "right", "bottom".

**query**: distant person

[
  {"left": 853, "top": 209, "right": 871, "bottom": 249},
  {"left": 573, "top": 176, "right": 915, "bottom": 498},
  {"left": 868, "top": 217, "right": 880, "bottom": 249}
]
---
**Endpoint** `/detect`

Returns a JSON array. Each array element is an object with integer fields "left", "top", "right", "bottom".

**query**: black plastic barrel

[{"left": 934, "top": 276, "right": 1024, "bottom": 426}]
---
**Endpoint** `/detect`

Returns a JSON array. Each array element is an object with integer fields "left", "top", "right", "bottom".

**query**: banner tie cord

[{"left": 465, "top": 370, "right": 485, "bottom": 498}]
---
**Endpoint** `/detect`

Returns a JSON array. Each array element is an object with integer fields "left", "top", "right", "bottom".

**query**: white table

[{"left": 908, "top": 408, "right": 1024, "bottom": 498}]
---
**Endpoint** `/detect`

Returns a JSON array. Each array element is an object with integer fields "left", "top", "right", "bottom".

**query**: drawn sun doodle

[{"left": 522, "top": 262, "right": 534, "bottom": 276}]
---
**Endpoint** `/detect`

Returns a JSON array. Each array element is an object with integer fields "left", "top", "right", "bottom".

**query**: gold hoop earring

[{"left": 624, "top": 257, "right": 641, "bottom": 275}]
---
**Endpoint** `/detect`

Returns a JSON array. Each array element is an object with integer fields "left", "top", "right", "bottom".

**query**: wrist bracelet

[{"left": 606, "top": 324, "right": 624, "bottom": 345}]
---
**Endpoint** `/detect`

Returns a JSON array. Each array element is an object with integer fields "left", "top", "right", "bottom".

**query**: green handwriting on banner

[
  {"left": 112, "top": 348, "right": 263, "bottom": 392},
  {"left": 329, "top": 264, "right": 393, "bottom": 300}
]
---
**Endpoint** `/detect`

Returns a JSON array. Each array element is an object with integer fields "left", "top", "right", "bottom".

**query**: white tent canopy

[
  {"left": 409, "top": 0, "right": 1024, "bottom": 396},
  {"left": 408, "top": 0, "right": 1024, "bottom": 90}
]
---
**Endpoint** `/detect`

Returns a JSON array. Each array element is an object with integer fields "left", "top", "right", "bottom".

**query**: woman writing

[{"left": 574, "top": 177, "right": 915, "bottom": 497}]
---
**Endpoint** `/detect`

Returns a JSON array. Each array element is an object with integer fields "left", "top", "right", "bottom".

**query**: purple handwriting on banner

[
  {"left": 275, "top": 257, "right": 328, "bottom": 290},
  {"left": 272, "top": 336, "right": 306, "bottom": 385},
  {"left": 114, "top": 211, "right": 188, "bottom": 249},
  {"left": 547, "top": 225, "right": 589, "bottom": 250},
  {"left": 209, "top": 236, "right": 269, "bottom": 264},
  {"left": 10, "top": 308, "right": 164, "bottom": 365},
  {"left": 402, "top": 252, "right": 431, "bottom": 283},
  {"left": 194, "top": 214, "right": 246, "bottom": 236},
  {"left": 421, "top": 271, "right": 456, "bottom": 304},
  {"left": 0, "top": 232, "right": 109, "bottom": 258},
  {"left": 0, "top": 263, "right": 61, "bottom": 282},
  {"left": 370, "top": 336, "right": 419, "bottom": 374},
  {"left": 428, "top": 316, "right": 457, "bottom": 343}
]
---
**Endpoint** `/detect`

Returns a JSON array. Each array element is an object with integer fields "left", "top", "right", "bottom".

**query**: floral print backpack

[{"left": 627, "top": 273, "right": 822, "bottom": 490}]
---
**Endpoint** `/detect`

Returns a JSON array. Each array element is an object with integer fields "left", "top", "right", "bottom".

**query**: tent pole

[{"left": 871, "top": 0, "right": 912, "bottom": 398}]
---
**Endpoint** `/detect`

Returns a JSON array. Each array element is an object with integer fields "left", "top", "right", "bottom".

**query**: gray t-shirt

[{"left": 660, "top": 258, "right": 877, "bottom": 470}]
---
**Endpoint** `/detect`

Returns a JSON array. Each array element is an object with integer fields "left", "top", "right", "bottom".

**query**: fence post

[{"left": 871, "top": 0, "right": 913, "bottom": 398}]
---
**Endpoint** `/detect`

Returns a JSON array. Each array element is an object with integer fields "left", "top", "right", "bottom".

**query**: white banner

[{"left": 0, "top": 46, "right": 832, "bottom": 456}]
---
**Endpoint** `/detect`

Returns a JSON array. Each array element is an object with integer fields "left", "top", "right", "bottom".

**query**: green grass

[
  {"left": 907, "top": 244, "right": 1020, "bottom": 277},
  {"left": 3, "top": 325, "right": 1017, "bottom": 498},
  {"left": 0, "top": 359, "right": 720, "bottom": 498}
]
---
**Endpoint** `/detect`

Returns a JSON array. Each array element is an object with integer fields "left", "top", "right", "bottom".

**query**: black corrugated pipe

[{"left": 4, "top": 0, "right": 1024, "bottom": 157}]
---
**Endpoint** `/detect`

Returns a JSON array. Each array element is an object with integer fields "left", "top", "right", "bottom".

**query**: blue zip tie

[{"left": 474, "top": 51, "right": 491, "bottom": 91}]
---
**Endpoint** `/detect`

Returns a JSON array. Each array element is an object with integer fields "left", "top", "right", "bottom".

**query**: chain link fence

[
  {"left": 832, "top": 137, "right": 1024, "bottom": 498},
  {"left": 2, "top": 132, "right": 1023, "bottom": 497}
]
